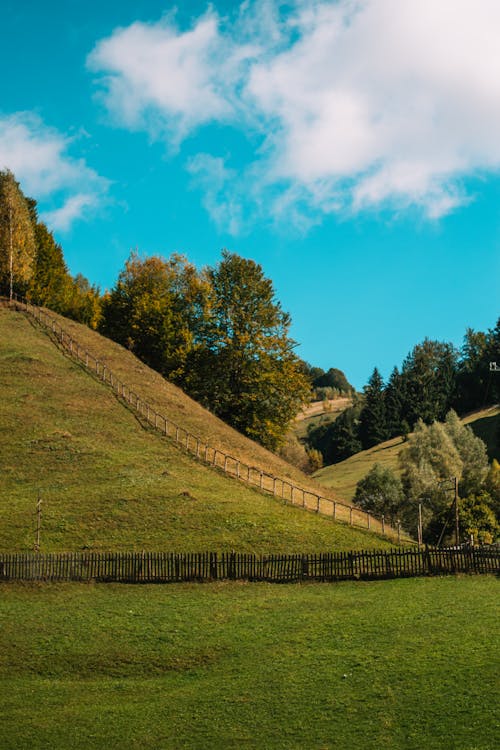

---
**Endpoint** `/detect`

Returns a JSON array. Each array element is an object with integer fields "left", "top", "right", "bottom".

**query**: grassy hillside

[
  {"left": 314, "top": 405, "right": 500, "bottom": 501},
  {"left": 293, "top": 397, "right": 352, "bottom": 442},
  {"left": 1, "top": 576, "right": 497, "bottom": 749},
  {"left": 0, "top": 307, "right": 391, "bottom": 552}
]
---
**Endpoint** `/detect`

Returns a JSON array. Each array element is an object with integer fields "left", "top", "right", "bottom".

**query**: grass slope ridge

[
  {"left": 314, "top": 405, "right": 500, "bottom": 501},
  {"left": 0, "top": 308, "right": 391, "bottom": 552}
]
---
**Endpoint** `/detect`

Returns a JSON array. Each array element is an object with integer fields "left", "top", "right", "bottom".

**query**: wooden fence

[
  {"left": 0, "top": 548, "right": 498, "bottom": 583},
  {"left": 9, "top": 295, "right": 407, "bottom": 541}
]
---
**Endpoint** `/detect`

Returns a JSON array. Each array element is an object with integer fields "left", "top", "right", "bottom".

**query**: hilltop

[{"left": 0, "top": 306, "right": 392, "bottom": 552}]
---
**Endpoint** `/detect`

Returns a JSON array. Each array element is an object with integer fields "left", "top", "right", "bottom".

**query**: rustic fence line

[
  {"left": 0, "top": 548, "right": 498, "bottom": 583},
  {"left": 9, "top": 295, "right": 405, "bottom": 541}
]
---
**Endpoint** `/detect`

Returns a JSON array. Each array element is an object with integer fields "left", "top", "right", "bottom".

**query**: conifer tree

[
  {"left": 400, "top": 339, "right": 457, "bottom": 427},
  {"left": 385, "top": 366, "right": 405, "bottom": 438},
  {"left": 358, "top": 367, "right": 387, "bottom": 448}
]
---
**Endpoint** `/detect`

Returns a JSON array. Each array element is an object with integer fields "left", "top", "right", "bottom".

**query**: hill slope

[
  {"left": 0, "top": 307, "right": 392, "bottom": 552},
  {"left": 314, "top": 405, "right": 500, "bottom": 501}
]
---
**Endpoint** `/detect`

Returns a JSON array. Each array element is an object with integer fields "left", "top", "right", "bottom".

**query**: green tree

[
  {"left": 399, "top": 419, "right": 463, "bottom": 535},
  {"left": 454, "top": 328, "right": 490, "bottom": 413},
  {"left": 359, "top": 367, "right": 387, "bottom": 448},
  {"left": 29, "top": 221, "right": 73, "bottom": 312},
  {"left": 401, "top": 339, "right": 458, "bottom": 427},
  {"left": 100, "top": 252, "right": 207, "bottom": 377},
  {"left": 0, "top": 170, "right": 36, "bottom": 298},
  {"left": 184, "top": 251, "right": 310, "bottom": 450},
  {"left": 313, "top": 367, "right": 353, "bottom": 394},
  {"left": 354, "top": 463, "right": 404, "bottom": 523},
  {"left": 444, "top": 410, "right": 489, "bottom": 497},
  {"left": 307, "top": 404, "right": 362, "bottom": 464},
  {"left": 385, "top": 366, "right": 405, "bottom": 438}
]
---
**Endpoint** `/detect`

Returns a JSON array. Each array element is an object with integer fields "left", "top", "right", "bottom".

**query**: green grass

[
  {"left": 314, "top": 406, "right": 500, "bottom": 501},
  {"left": 313, "top": 435, "right": 405, "bottom": 501},
  {"left": 0, "top": 308, "right": 390, "bottom": 552},
  {"left": 464, "top": 406, "right": 500, "bottom": 461},
  {"left": 0, "top": 576, "right": 498, "bottom": 749}
]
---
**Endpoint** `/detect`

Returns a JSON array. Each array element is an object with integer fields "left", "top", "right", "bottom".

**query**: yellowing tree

[{"left": 0, "top": 170, "right": 36, "bottom": 299}]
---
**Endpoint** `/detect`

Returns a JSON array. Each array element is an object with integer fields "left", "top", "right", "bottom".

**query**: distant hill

[
  {"left": 0, "top": 306, "right": 394, "bottom": 552},
  {"left": 313, "top": 405, "right": 500, "bottom": 501},
  {"left": 293, "top": 397, "right": 352, "bottom": 442}
]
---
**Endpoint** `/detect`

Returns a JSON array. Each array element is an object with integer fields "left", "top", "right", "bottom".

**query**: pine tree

[
  {"left": 385, "top": 366, "right": 405, "bottom": 438},
  {"left": 358, "top": 367, "right": 387, "bottom": 448},
  {"left": 401, "top": 339, "right": 458, "bottom": 427}
]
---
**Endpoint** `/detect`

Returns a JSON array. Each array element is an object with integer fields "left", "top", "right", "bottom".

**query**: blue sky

[{"left": 1, "top": 0, "right": 499, "bottom": 389}]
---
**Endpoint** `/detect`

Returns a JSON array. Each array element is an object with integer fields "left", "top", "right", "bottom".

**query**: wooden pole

[
  {"left": 35, "top": 491, "right": 42, "bottom": 552},
  {"left": 454, "top": 476, "right": 460, "bottom": 547}
]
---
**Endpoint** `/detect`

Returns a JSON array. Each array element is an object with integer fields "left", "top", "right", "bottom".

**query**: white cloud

[
  {"left": 187, "top": 153, "right": 244, "bottom": 236},
  {"left": 89, "top": 0, "right": 500, "bottom": 224},
  {"left": 40, "top": 194, "right": 99, "bottom": 232},
  {"left": 0, "top": 112, "right": 108, "bottom": 230}
]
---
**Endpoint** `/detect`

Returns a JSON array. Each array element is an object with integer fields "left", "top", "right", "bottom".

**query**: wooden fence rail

[
  {"left": 0, "top": 548, "right": 498, "bottom": 583},
  {"left": 9, "top": 295, "right": 407, "bottom": 542}
]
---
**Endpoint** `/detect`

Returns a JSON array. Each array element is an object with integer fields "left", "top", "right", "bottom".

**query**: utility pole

[
  {"left": 437, "top": 477, "right": 459, "bottom": 547},
  {"left": 453, "top": 476, "right": 459, "bottom": 548},
  {"left": 417, "top": 502, "right": 423, "bottom": 548},
  {"left": 35, "top": 491, "right": 42, "bottom": 552},
  {"left": 8, "top": 201, "right": 13, "bottom": 302}
]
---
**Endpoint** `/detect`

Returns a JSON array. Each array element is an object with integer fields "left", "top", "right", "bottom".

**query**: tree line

[
  {"left": 307, "top": 332, "right": 500, "bottom": 465},
  {"left": 0, "top": 170, "right": 101, "bottom": 327},
  {"left": 2, "top": 165, "right": 498, "bottom": 475},
  {"left": 0, "top": 169, "right": 309, "bottom": 451}
]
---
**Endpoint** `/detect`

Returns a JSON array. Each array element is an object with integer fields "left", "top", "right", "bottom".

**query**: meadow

[
  {"left": 0, "top": 576, "right": 498, "bottom": 749},
  {"left": 0, "top": 307, "right": 390, "bottom": 552}
]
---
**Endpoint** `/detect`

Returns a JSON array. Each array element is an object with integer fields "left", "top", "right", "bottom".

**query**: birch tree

[{"left": 0, "top": 170, "right": 36, "bottom": 299}]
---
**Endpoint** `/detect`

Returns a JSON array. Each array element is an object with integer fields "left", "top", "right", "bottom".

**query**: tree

[
  {"left": 399, "top": 419, "right": 463, "bottom": 535},
  {"left": 307, "top": 404, "right": 362, "bottom": 464},
  {"left": 400, "top": 339, "right": 458, "bottom": 427},
  {"left": 354, "top": 463, "right": 404, "bottom": 523},
  {"left": 313, "top": 367, "right": 353, "bottom": 394},
  {"left": 444, "top": 410, "right": 489, "bottom": 497},
  {"left": 29, "top": 221, "right": 73, "bottom": 312},
  {"left": 385, "top": 366, "right": 405, "bottom": 438},
  {"left": 0, "top": 170, "right": 36, "bottom": 298},
  {"left": 100, "top": 252, "right": 207, "bottom": 377},
  {"left": 358, "top": 367, "right": 387, "bottom": 448},
  {"left": 184, "top": 251, "right": 310, "bottom": 450},
  {"left": 454, "top": 328, "right": 490, "bottom": 413}
]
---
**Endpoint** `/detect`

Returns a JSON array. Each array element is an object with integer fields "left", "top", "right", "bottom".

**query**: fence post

[
  {"left": 333, "top": 500, "right": 337, "bottom": 520},
  {"left": 316, "top": 495, "right": 320, "bottom": 513},
  {"left": 349, "top": 507, "right": 353, "bottom": 525},
  {"left": 397, "top": 521, "right": 401, "bottom": 544},
  {"left": 381, "top": 515, "right": 385, "bottom": 535},
  {"left": 367, "top": 511, "right": 371, "bottom": 530}
]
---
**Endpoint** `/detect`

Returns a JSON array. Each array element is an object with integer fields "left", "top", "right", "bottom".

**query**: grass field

[
  {"left": 0, "top": 307, "right": 390, "bottom": 552},
  {"left": 314, "top": 406, "right": 500, "bottom": 501},
  {"left": 0, "top": 576, "right": 498, "bottom": 749}
]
